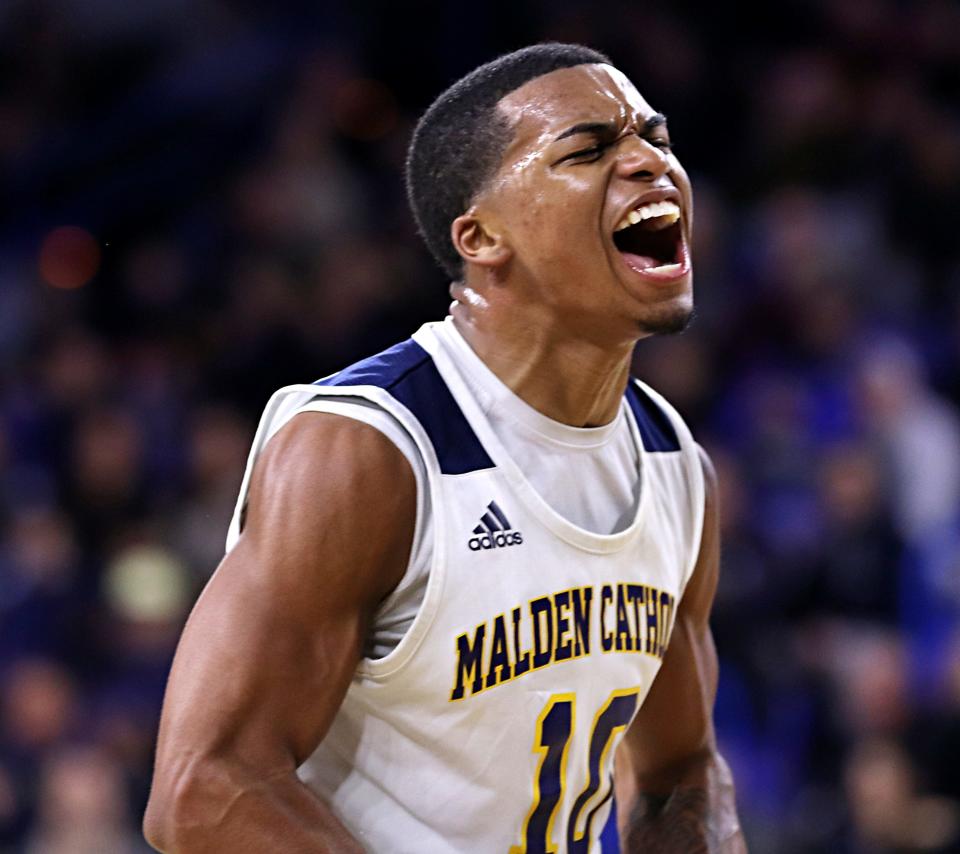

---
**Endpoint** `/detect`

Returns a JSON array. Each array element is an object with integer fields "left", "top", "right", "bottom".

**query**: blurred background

[{"left": 0, "top": 0, "right": 958, "bottom": 851}]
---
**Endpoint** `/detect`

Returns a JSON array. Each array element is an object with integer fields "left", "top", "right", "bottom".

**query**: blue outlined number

[
  {"left": 512, "top": 689, "right": 640, "bottom": 853},
  {"left": 513, "top": 694, "right": 575, "bottom": 854}
]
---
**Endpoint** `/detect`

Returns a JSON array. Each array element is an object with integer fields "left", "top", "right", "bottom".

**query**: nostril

[{"left": 619, "top": 166, "right": 658, "bottom": 181}]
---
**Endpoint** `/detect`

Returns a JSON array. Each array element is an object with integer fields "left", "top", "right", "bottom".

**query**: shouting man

[{"left": 145, "top": 43, "right": 745, "bottom": 853}]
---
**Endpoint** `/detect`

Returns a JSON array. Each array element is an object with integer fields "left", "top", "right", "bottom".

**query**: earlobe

[{"left": 451, "top": 212, "right": 512, "bottom": 269}]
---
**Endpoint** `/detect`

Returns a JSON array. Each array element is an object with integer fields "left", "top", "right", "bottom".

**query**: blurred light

[
  {"left": 332, "top": 78, "right": 399, "bottom": 142},
  {"left": 38, "top": 226, "right": 101, "bottom": 290},
  {"left": 104, "top": 544, "right": 189, "bottom": 623}
]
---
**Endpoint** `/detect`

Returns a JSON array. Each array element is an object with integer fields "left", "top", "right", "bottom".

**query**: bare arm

[
  {"left": 615, "top": 448, "right": 746, "bottom": 853},
  {"left": 143, "top": 412, "right": 417, "bottom": 852}
]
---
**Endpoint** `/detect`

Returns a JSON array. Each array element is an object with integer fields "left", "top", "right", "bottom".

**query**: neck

[{"left": 449, "top": 283, "right": 637, "bottom": 428}]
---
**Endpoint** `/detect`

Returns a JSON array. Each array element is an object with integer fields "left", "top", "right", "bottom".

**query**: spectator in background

[
  {"left": 845, "top": 738, "right": 960, "bottom": 854},
  {"left": 811, "top": 442, "right": 903, "bottom": 624},
  {"left": 25, "top": 744, "right": 148, "bottom": 854},
  {"left": 0, "top": 658, "right": 78, "bottom": 839},
  {"left": 857, "top": 334, "right": 960, "bottom": 546}
]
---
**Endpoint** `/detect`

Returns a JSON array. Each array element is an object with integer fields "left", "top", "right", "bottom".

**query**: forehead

[{"left": 497, "top": 63, "right": 657, "bottom": 151}]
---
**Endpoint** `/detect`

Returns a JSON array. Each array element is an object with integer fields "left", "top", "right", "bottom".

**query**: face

[{"left": 468, "top": 64, "right": 694, "bottom": 338}]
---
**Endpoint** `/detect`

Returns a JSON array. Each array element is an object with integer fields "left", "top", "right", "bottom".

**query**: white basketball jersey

[{"left": 229, "top": 322, "right": 705, "bottom": 853}]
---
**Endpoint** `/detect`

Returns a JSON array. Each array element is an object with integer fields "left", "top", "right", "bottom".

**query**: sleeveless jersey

[{"left": 228, "top": 322, "right": 705, "bottom": 853}]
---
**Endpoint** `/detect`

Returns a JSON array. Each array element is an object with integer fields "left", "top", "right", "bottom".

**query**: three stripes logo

[{"left": 468, "top": 500, "right": 524, "bottom": 551}]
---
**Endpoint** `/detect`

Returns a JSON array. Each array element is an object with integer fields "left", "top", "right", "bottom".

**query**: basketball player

[{"left": 145, "top": 44, "right": 745, "bottom": 852}]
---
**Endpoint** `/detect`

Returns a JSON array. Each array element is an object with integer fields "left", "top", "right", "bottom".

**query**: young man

[{"left": 145, "top": 43, "right": 745, "bottom": 853}]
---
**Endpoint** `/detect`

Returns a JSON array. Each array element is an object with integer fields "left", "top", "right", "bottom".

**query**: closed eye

[
  {"left": 559, "top": 141, "right": 612, "bottom": 164},
  {"left": 559, "top": 136, "right": 673, "bottom": 166},
  {"left": 648, "top": 138, "right": 673, "bottom": 151}
]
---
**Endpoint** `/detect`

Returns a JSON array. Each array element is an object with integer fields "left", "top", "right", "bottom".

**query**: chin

[{"left": 636, "top": 296, "right": 695, "bottom": 336}]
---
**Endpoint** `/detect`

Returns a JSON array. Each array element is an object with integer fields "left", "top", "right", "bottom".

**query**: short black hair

[{"left": 405, "top": 43, "right": 611, "bottom": 279}]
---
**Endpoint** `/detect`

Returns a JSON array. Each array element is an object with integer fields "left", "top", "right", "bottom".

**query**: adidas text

[{"left": 468, "top": 531, "right": 524, "bottom": 551}]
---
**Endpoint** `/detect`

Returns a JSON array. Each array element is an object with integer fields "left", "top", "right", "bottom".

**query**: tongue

[{"left": 620, "top": 251, "right": 662, "bottom": 271}]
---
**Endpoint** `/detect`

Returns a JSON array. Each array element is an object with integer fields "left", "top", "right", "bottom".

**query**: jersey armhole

[
  {"left": 290, "top": 398, "right": 431, "bottom": 617},
  {"left": 225, "top": 389, "right": 434, "bottom": 662},
  {"left": 683, "top": 442, "right": 708, "bottom": 598},
  {"left": 226, "top": 378, "right": 453, "bottom": 682},
  {"left": 631, "top": 379, "right": 706, "bottom": 598}
]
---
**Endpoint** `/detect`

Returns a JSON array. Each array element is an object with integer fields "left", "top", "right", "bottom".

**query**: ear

[{"left": 450, "top": 208, "right": 512, "bottom": 269}]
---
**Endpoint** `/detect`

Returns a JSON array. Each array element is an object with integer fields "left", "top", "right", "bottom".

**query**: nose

[{"left": 613, "top": 135, "right": 670, "bottom": 181}]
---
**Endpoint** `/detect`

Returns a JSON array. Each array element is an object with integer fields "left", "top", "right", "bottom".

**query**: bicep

[
  {"left": 154, "top": 413, "right": 416, "bottom": 776},
  {"left": 618, "top": 447, "right": 720, "bottom": 792}
]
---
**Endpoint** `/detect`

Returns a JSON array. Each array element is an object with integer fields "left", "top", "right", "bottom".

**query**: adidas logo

[{"left": 468, "top": 501, "right": 524, "bottom": 551}]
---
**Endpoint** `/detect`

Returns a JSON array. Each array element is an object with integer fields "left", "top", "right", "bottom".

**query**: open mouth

[{"left": 612, "top": 200, "right": 687, "bottom": 280}]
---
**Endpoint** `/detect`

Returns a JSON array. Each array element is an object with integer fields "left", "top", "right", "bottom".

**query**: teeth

[
  {"left": 614, "top": 200, "right": 681, "bottom": 233},
  {"left": 646, "top": 262, "right": 682, "bottom": 275}
]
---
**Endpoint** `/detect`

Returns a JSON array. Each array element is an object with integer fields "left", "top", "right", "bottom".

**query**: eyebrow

[{"left": 553, "top": 113, "right": 668, "bottom": 142}]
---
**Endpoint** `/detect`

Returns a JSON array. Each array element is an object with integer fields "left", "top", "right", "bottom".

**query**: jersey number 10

[{"left": 511, "top": 688, "right": 640, "bottom": 854}]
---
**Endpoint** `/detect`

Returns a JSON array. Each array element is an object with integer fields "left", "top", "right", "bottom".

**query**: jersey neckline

[
  {"left": 436, "top": 317, "right": 627, "bottom": 451},
  {"left": 413, "top": 321, "right": 650, "bottom": 555}
]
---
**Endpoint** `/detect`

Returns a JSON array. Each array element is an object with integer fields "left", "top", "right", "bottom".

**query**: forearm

[
  {"left": 620, "top": 751, "right": 745, "bottom": 853},
  {"left": 145, "top": 764, "right": 364, "bottom": 854}
]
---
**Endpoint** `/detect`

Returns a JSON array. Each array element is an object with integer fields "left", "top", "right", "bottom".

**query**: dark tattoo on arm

[{"left": 623, "top": 786, "right": 716, "bottom": 853}]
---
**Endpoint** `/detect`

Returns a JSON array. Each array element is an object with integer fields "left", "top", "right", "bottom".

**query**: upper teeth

[{"left": 614, "top": 200, "right": 680, "bottom": 233}]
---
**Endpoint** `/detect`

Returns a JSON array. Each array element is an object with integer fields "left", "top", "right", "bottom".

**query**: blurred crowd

[{"left": 1, "top": 1, "right": 958, "bottom": 851}]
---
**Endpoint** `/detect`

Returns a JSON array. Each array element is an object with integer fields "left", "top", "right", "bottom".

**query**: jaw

[{"left": 633, "top": 288, "right": 695, "bottom": 336}]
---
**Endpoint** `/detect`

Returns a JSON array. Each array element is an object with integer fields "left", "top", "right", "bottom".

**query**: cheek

[{"left": 503, "top": 174, "right": 601, "bottom": 253}]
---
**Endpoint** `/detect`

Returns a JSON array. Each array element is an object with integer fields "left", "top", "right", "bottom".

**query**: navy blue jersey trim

[
  {"left": 316, "top": 339, "right": 494, "bottom": 475},
  {"left": 625, "top": 381, "right": 681, "bottom": 453}
]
